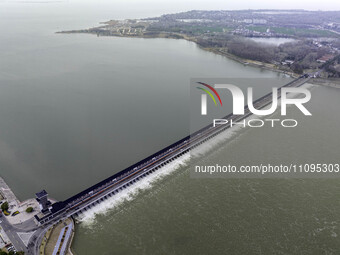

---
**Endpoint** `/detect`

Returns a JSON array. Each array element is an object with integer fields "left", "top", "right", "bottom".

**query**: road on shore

[{"left": 0, "top": 215, "right": 28, "bottom": 254}]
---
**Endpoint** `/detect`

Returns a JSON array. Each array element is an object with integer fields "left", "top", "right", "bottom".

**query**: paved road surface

[{"left": 0, "top": 215, "right": 28, "bottom": 254}]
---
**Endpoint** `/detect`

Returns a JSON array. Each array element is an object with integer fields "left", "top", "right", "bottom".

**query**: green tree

[
  {"left": 25, "top": 207, "right": 33, "bottom": 213},
  {"left": 1, "top": 201, "right": 9, "bottom": 212}
]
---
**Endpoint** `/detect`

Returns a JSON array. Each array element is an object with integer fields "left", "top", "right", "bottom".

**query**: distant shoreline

[
  {"left": 58, "top": 9, "right": 340, "bottom": 79},
  {"left": 201, "top": 47, "right": 298, "bottom": 77},
  {"left": 57, "top": 30, "right": 300, "bottom": 78}
]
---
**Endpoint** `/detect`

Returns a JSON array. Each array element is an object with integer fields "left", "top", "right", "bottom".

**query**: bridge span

[{"left": 34, "top": 75, "right": 311, "bottom": 226}]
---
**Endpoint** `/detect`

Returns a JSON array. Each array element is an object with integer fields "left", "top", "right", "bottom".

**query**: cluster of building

[
  {"left": 242, "top": 18, "right": 267, "bottom": 24},
  {"left": 232, "top": 27, "right": 284, "bottom": 38},
  {"left": 317, "top": 54, "right": 335, "bottom": 63},
  {"left": 97, "top": 20, "right": 150, "bottom": 36}
]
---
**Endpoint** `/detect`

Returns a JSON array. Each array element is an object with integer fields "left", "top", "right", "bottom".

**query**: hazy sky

[
  {"left": 72, "top": 0, "right": 340, "bottom": 11},
  {"left": 2, "top": 0, "right": 340, "bottom": 11},
  {"left": 1, "top": 0, "right": 339, "bottom": 23}
]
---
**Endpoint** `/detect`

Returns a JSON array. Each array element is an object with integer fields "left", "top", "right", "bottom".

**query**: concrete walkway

[
  {"left": 0, "top": 177, "right": 40, "bottom": 225},
  {"left": 45, "top": 218, "right": 74, "bottom": 255}
]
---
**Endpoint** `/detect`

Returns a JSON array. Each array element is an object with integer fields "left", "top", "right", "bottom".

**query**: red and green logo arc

[{"left": 196, "top": 82, "right": 223, "bottom": 106}]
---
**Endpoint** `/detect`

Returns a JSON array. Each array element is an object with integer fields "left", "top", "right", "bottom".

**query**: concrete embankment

[
  {"left": 0, "top": 177, "right": 40, "bottom": 225},
  {"left": 42, "top": 217, "right": 75, "bottom": 255},
  {"left": 0, "top": 177, "right": 20, "bottom": 205}
]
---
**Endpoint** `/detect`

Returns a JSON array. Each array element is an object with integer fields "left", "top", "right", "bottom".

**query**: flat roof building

[{"left": 35, "top": 190, "right": 51, "bottom": 214}]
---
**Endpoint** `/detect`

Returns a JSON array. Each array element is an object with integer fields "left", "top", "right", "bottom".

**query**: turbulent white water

[{"left": 77, "top": 153, "right": 190, "bottom": 224}]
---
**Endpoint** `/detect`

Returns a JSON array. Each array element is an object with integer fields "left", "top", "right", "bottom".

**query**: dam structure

[{"left": 34, "top": 75, "right": 311, "bottom": 226}]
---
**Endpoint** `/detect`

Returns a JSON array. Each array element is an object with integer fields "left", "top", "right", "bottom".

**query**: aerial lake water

[
  {"left": 0, "top": 2, "right": 288, "bottom": 201},
  {"left": 1, "top": 2, "right": 339, "bottom": 254}
]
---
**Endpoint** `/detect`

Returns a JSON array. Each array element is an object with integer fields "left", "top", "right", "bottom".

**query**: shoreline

[
  {"left": 203, "top": 47, "right": 299, "bottom": 78},
  {"left": 62, "top": 30, "right": 340, "bottom": 87},
  {"left": 0, "top": 177, "right": 40, "bottom": 225},
  {"left": 0, "top": 176, "right": 74, "bottom": 255},
  {"left": 68, "top": 217, "right": 75, "bottom": 255},
  {"left": 40, "top": 217, "right": 75, "bottom": 255},
  {"left": 58, "top": 30, "right": 300, "bottom": 78}
]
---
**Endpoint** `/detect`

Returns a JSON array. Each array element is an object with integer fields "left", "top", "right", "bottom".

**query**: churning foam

[{"left": 77, "top": 153, "right": 190, "bottom": 225}]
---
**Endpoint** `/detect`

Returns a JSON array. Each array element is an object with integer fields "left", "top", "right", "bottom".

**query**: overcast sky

[
  {"left": 70, "top": 0, "right": 339, "bottom": 11},
  {"left": 2, "top": 0, "right": 340, "bottom": 11},
  {"left": 1, "top": 0, "right": 339, "bottom": 22}
]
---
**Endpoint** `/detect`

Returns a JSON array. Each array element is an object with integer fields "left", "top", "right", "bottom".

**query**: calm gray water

[
  {"left": 0, "top": 2, "right": 287, "bottom": 200},
  {"left": 1, "top": 2, "right": 339, "bottom": 255}
]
